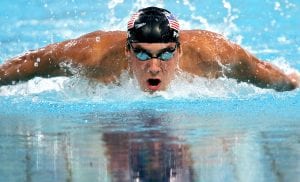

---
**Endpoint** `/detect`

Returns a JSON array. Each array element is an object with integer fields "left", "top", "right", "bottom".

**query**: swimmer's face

[{"left": 126, "top": 42, "right": 180, "bottom": 92}]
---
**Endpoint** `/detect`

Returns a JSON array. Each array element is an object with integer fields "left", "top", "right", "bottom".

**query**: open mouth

[
  {"left": 147, "top": 79, "right": 161, "bottom": 86},
  {"left": 147, "top": 79, "right": 161, "bottom": 91}
]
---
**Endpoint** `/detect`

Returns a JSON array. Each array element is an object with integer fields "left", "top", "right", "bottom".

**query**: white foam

[
  {"left": 162, "top": 72, "right": 271, "bottom": 99},
  {"left": 0, "top": 77, "right": 68, "bottom": 96},
  {"left": 277, "top": 36, "right": 291, "bottom": 44},
  {"left": 274, "top": 2, "right": 281, "bottom": 11},
  {"left": 272, "top": 57, "right": 299, "bottom": 74},
  {"left": 179, "top": 0, "right": 240, "bottom": 38},
  {"left": 108, "top": 0, "right": 124, "bottom": 9},
  {"left": 182, "top": 0, "right": 196, "bottom": 12},
  {"left": 0, "top": 70, "right": 275, "bottom": 101}
]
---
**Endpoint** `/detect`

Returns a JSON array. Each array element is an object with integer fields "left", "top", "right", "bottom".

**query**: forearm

[
  {"left": 0, "top": 48, "right": 59, "bottom": 85},
  {"left": 243, "top": 62, "right": 296, "bottom": 91},
  {"left": 231, "top": 50, "right": 297, "bottom": 91}
]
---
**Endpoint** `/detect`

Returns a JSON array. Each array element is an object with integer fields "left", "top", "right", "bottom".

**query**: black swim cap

[{"left": 127, "top": 7, "right": 180, "bottom": 43}]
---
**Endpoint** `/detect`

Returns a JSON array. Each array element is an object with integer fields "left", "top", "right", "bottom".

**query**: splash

[
  {"left": 221, "top": 0, "right": 239, "bottom": 36},
  {"left": 0, "top": 70, "right": 276, "bottom": 102},
  {"left": 0, "top": 77, "right": 68, "bottom": 96}
]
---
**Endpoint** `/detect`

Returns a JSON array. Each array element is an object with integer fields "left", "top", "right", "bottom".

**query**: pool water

[{"left": 0, "top": 0, "right": 299, "bottom": 181}]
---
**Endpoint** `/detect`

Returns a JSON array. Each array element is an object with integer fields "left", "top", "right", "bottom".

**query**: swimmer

[{"left": 0, "top": 7, "right": 299, "bottom": 92}]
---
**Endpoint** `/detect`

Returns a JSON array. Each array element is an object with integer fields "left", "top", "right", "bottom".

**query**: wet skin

[{"left": 0, "top": 30, "right": 299, "bottom": 91}]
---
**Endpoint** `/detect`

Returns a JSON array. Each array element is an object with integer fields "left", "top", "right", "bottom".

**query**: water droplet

[
  {"left": 96, "top": 36, "right": 100, "bottom": 42},
  {"left": 34, "top": 58, "right": 41, "bottom": 67}
]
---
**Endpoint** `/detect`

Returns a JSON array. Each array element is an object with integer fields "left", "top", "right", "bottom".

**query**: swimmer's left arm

[{"left": 227, "top": 46, "right": 299, "bottom": 91}]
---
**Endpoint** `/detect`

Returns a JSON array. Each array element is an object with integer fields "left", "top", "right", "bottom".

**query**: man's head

[{"left": 126, "top": 7, "right": 181, "bottom": 92}]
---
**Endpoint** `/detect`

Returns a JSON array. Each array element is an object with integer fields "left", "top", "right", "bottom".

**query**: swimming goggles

[{"left": 129, "top": 44, "right": 177, "bottom": 61}]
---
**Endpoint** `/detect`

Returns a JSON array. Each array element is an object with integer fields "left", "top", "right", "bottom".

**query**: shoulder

[
  {"left": 54, "top": 30, "right": 127, "bottom": 54},
  {"left": 67, "top": 30, "right": 127, "bottom": 58},
  {"left": 179, "top": 30, "right": 240, "bottom": 59},
  {"left": 178, "top": 30, "right": 245, "bottom": 72},
  {"left": 180, "top": 29, "right": 221, "bottom": 37},
  {"left": 50, "top": 30, "right": 127, "bottom": 67},
  {"left": 180, "top": 30, "right": 231, "bottom": 46}
]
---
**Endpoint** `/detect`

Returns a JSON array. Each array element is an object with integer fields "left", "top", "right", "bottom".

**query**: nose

[{"left": 148, "top": 59, "right": 161, "bottom": 75}]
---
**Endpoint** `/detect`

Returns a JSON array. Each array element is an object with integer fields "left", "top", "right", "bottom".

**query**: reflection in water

[
  {"left": 1, "top": 109, "right": 299, "bottom": 182},
  {"left": 102, "top": 114, "right": 194, "bottom": 182},
  {"left": 0, "top": 111, "right": 195, "bottom": 182}
]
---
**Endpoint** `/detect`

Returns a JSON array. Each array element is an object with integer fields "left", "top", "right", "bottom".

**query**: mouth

[{"left": 147, "top": 78, "right": 161, "bottom": 91}]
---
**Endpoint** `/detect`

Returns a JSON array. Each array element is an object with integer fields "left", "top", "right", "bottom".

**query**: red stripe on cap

[
  {"left": 169, "top": 20, "right": 179, "bottom": 31},
  {"left": 127, "top": 12, "right": 140, "bottom": 30},
  {"left": 164, "top": 12, "right": 180, "bottom": 32}
]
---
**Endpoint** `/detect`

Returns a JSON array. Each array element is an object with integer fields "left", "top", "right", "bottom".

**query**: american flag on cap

[
  {"left": 164, "top": 12, "right": 180, "bottom": 32},
  {"left": 127, "top": 12, "right": 141, "bottom": 30}
]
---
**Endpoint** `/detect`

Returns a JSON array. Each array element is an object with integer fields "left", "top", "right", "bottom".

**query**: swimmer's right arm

[
  {"left": 0, "top": 32, "right": 99, "bottom": 86},
  {"left": 0, "top": 43, "right": 64, "bottom": 85},
  {"left": 0, "top": 31, "right": 127, "bottom": 86}
]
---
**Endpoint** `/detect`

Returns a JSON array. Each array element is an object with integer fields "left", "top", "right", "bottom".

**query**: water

[{"left": 0, "top": 0, "right": 300, "bottom": 181}]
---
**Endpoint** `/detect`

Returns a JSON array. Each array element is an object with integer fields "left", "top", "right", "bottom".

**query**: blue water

[{"left": 0, "top": 0, "right": 300, "bottom": 182}]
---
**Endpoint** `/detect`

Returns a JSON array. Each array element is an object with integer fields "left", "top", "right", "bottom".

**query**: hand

[{"left": 288, "top": 72, "right": 300, "bottom": 88}]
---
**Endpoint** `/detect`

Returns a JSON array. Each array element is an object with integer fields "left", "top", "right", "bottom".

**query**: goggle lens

[{"left": 131, "top": 44, "right": 177, "bottom": 61}]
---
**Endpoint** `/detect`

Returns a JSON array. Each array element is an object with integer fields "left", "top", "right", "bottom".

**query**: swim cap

[{"left": 127, "top": 7, "right": 180, "bottom": 43}]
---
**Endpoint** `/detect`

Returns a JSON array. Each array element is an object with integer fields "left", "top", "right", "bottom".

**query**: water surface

[{"left": 0, "top": 0, "right": 299, "bottom": 181}]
